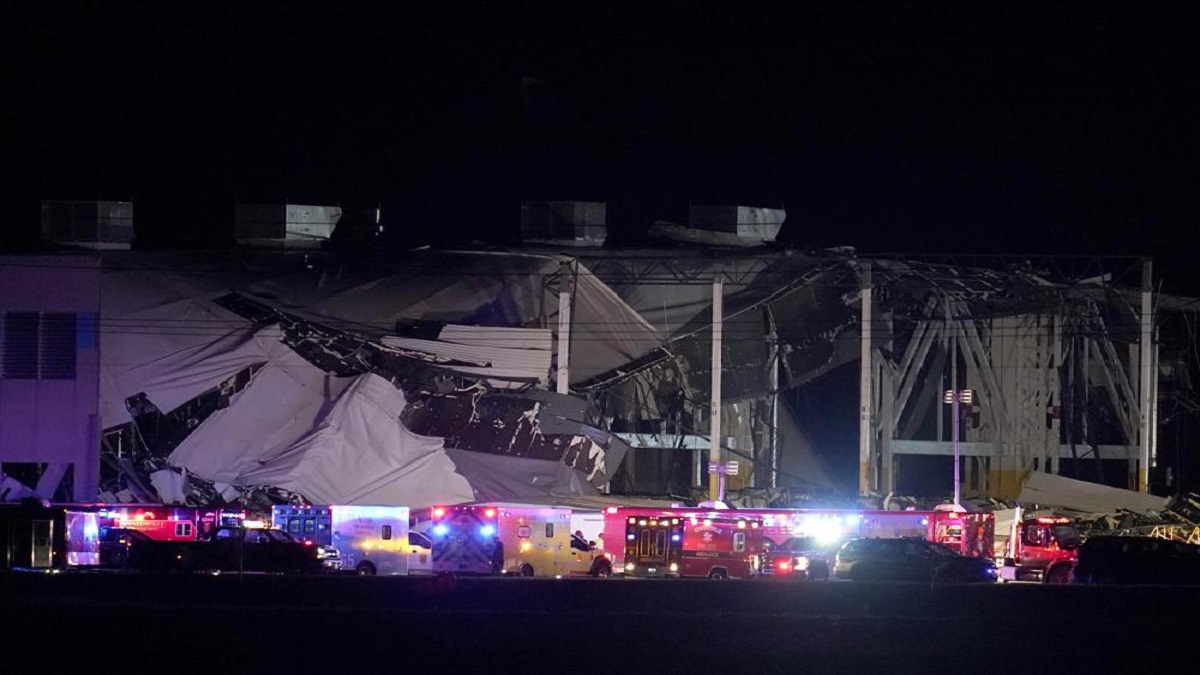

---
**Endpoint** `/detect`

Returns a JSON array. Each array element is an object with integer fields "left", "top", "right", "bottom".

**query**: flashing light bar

[
  {"left": 1035, "top": 517, "right": 1070, "bottom": 524},
  {"left": 433, "top": 507, "right": 446, "bottom": 519},
  {"left": 606, "top": 507, "right": 618, "bottom": 514}
]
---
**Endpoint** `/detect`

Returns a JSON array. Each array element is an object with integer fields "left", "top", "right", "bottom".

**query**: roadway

[{"left": 2, "top": 573, "right": 1194, "bottom": 673}]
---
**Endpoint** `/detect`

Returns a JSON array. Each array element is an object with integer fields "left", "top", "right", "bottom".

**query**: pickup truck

[{"left": 108, "top": 525, "right": 323, "bottom": 574}]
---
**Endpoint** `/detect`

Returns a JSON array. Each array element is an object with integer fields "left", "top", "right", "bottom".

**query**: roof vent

[
  {"left": 40, "top": 200, "right": 134, "bottom": 249},
  {"left": 234, "top": 203, "right": 341, "bottom": 249},
  {"left": 520, "top": 201, "right": 607, "bottom": 246}
]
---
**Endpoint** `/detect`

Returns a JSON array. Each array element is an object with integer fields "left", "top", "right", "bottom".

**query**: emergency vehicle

[
  {"left": 928, "top": 506, "right": 995, "bottom": 559},
  {"left": 99, "top": 504, "right": 234, "bottom": 542},
  {"left": 994, "top": 507, "right": 1081, "bottom": 583},
  {"left": 328, "top": 505, "right": 411, "bottom": 575},
  {"left": 490, "top": 505, "right": 613, "bottom": 577},
  {"left": 273, "top": 504, "right": 434, "bottom": 574},
  {"left": 424, "top": 505, "right": 502, "bottom": 575},
  {"left": 622, "top": 514, "right": 683, "bottom": 577},
  {"left": 272, "top": 504, "right": 333, "bottom": 545},
  {"left": 603, "top": 505, "right": 995, "bottom": 575},
  {"left": 622, "top": 513, "right": 763, "bottom": 578}
]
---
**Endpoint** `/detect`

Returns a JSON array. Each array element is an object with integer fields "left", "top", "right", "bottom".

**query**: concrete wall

[{"left": 0, "top": 255, "right": 102, "bottom": 501}]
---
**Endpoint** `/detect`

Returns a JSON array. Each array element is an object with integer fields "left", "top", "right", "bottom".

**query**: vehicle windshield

[
  {"left": 102, "top": 528, "right": 150, "bottom": 542},
  {"left": 1052, "top": 525, "right": 1083, "bottom": 549},
  {"left": 264, "top": 529, "right": 295, "bottom": 543},
  {"left": 928, "top": 542, "right": 960, "bottom": 557},
  {"left": 780, "top": 537, "right": 815, "bottom": 551},
  {"left": 778, "top": 537, "right": 836, "bottom": 552}
]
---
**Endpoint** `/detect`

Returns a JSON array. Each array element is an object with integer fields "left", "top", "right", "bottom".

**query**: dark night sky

[{"left": 5, "top": 5, "right": 1197, "bottom": 290}]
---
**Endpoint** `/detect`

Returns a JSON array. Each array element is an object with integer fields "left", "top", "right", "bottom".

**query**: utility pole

[{"left": 709, "top": 277, "right": 724, "bottom": 502}]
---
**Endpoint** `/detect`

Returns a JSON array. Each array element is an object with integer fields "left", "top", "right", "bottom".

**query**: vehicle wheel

[
  {"left": 592, "top": 561, "right": 612, "bottom": 578},
  {"left": 520, "top": 564, "right": 535, "bottom": 577},
  {"left": 709, "top": 568, "right": 728, "bottom": 580},
  {"left": 1044, "top": 564, "right": 1071, "bottom": 585},
  {"left": 356, "top": 562, "right": 377, "bottom": 576}
]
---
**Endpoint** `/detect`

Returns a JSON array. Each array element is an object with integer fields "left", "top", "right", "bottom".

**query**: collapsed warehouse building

[{"left": 2, "top": 205, "right": 1199, "bottom": 523}]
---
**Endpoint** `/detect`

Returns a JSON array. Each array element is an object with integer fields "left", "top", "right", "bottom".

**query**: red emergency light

[
  {"left": 1035, "top": 517, "right": 1070, "bottom": 524},
  {"left": 433, "top": 507, "right": 446, "bottom": 519},
  {"left": 484, "top": 508, "right": 496, "bottom": 518}
]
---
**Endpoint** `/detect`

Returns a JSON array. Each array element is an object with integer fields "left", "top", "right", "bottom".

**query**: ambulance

[
  {"left": 329, "top": 505, "right": 410, "bottom": 575},
  {"left": 491, "top": 505, "right": 613, "bottom": 578},
  {"left": 621, "top": 513, "right": 763, "bottom": 579}
]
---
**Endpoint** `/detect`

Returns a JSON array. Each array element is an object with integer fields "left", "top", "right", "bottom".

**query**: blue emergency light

[
  {"left": 480, "top": 525, "right": 496, "bottom": 537},
  {"left": 432, "top": 524, "right": 449, "bottom": 537}
]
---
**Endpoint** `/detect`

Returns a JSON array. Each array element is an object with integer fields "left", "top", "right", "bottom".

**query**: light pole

[
  {"left": 707, "top": 460, "right": 739, "bottom": 504},
  {"left": 943, "top": 389, "right": 974, "bottom": 506}
]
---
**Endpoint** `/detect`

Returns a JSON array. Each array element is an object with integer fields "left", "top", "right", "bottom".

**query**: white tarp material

[
  {"left": 98, "top": 250, "right": 663, "bottom": 429},
  {"left": 92, "top": 250, "right": 665, "bottom": 507},
  {"left": 168, "top": 347, "right": 475, "bottom": 508},
  {"left": 239, "top": 250, "right": 664, "bottom": 383},
  {"left": 1017, "top": 471, "right": 1171, "bottom": 515},
  {"left": 380, "top": 327, "right": 552, "bottom": 389},
  {"left": 99, "top": 266, "right": 272, "bottom": 427}
]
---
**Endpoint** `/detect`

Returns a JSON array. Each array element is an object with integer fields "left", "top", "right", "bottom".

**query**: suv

[
  {"left": 758, "top": 536, "right": 839, "bottom": 580},
  {"left": 1073, "top": 535, "right": 1200, "bottom": 585},
  {"left": 834, "top": 537, "right": 997, "bottom": 583}
]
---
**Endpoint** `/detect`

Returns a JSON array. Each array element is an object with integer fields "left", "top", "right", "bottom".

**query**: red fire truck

[
  {"left": 996, "top": 507, "right": 1081, "bottom": 583},
  {"left": 98, "top": 504, "right": 232, "bottom": 541},
  {"left": 604, "top": 505, "right": 995, "bottom": 577},
  {"left": 622, "top": 513, "right": 764, "bottom": 579}
]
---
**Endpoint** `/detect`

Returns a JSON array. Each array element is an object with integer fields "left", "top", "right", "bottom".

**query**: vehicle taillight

[{"left": 778, "top": 561, "right": 790, "bottom": 571}]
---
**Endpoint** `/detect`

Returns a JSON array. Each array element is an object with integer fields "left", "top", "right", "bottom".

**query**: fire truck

[
  {"left": 622, "top": 513, "right": 763, "bottom": 578},
  {"left": 928, "top": 507, "right": 995, "bottom": 559},
  {"left": 423, "top": 505, "right": 502, "bottom": 575},
  {"left": 604, "top": 505, "right": 995, "bottom": 576},
  {"left": 99, "top": 504, "right": 233, "bottom": 542},
  {"left": 994, "top": 507, "right": 1082, "bottom": 583},
  {"left": 488, "top": 505, "right": 613, "bottom": 577},
  {"left": 1, "top": 501, "right": 242, "bottom": 570}
]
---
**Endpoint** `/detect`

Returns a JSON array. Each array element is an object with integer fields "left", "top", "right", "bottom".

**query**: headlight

[
  {"left": 794, "top": 556, "right": 811, "bottom": 571},
  {"left": 624, "top": 562, "right": 635, "bottom": 571},
  {"left": 668, "top": 563, "right": 678, "bottom": 572}
]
